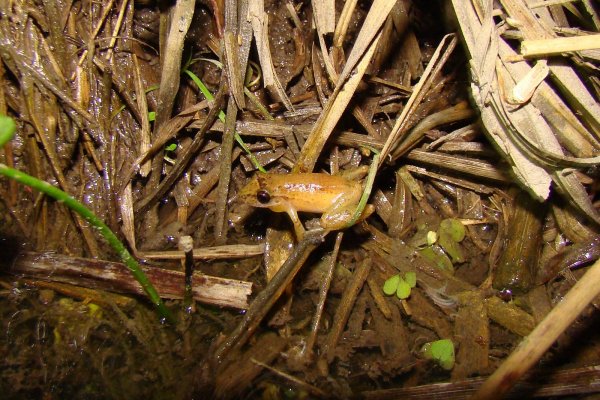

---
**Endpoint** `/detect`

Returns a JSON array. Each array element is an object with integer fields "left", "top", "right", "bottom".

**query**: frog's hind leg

[
  {"left": 320, "top": 203, "right": 375, "bottom": 232},
  {"left": 356, "top": 204, "right": 375, "bottom": 224},
  {"left": 346, "top": 204, "right": 375, "bottom": 228}
]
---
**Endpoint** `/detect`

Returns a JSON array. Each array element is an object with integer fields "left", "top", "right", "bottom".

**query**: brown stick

[
  {"left": 213, "top": 229, "right": 326, "bottom": 361},
  {"left": 473, "top": 257, "right": 600, "bottom": 399},
  {"left": 8, "top": 252, "right": 252, "bottom": 309},
  {"left": 362, "top": 364, "right": 600, "bottom": 399},
  {"left": 305, "top": 232, "right": 343, "bottom": 356},
  {"left": 323, "top": 256, "right": 372, "bottom": 362}
]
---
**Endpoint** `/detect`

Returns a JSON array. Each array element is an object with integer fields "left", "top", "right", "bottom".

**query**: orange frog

[{"left": 238, "top": 169, "right": 375, "bottom": 240}]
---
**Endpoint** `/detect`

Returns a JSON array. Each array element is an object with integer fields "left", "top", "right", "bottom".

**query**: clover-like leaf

[{"left": 383, "top": 274, "right": 401, "bottom": 296}]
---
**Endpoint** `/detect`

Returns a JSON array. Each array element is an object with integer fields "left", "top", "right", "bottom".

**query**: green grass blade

[
  {"left": 0, "top": 115, "right": 174, "bottom": 323},
  {"left": 183, "top": 69, "right": 267, "bottom": 173}
]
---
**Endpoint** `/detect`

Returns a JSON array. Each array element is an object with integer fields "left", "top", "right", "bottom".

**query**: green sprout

[
  {"left": 182, "top": 67, "right": 267, "bottom": 173},
  {"left": 396, "top": 279, "right": 412, "bottom": 299},
  {"left": 383, "top": 271, "right": 417, "bottom": 300},
  {"left": 165, "top": 143, "right": 177, "bottom": 152},
  {"left": 438, "top": 218, "right": 466, "bottom": 263},
  {"left": 163, "top": 142, "right": 178, "bottom": 165},
  {"left": 346, "top": 150, "right": 380, "bottom": 228},
  {"left": 426, "top": 230, "right": 437, "bottom": 246},
  {"left": 421, "top": 339, "right": 455, "bottom": 370},
  {"left": 404, "top": 271, "right": 417, "bottom": 287},
  {"left": 383, "top": 274, "right": 401, "bottom": 296},
  {"left": 418, "top": 218, "right": 466, "bottom": 274},
  {"left": 0, "top": 115, "right": 174, "bottom": 324}
]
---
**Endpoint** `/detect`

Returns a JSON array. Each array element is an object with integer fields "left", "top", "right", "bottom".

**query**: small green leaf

[
  {"left": 439, "top": 218, "right": 465, "bottom": 242},
  {"left": 165, "top": 143, "right": 177, "bottom": 152},
  {"left": 148, "top": 111, "right": 156, "bottom": 122},
  {"left": 426, "top": 230, "right": 437, "bottom": 246},
  {"left": 421, "top": 339, "right": 455, "bottom": 370},
  {"left": 396, "top": 278, "right": 412, "bottom": 299},
  {"left": 404, "top": 272, "right": 417, "bottom": 288},
  {"left": 383, "top": 274, "right": 401, "bottom": 296},
  {"left": 419, "top": 245, "right": 454, "bottom": 274},
  {"left": 0, "top": 115, "right": 17, "bottom": 146}
]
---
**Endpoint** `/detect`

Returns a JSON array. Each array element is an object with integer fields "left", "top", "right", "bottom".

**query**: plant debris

[{"left": 1, "top": 0, "right": 599, "bottom": 399}]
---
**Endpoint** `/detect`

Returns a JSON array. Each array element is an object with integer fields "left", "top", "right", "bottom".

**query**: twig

[
  {"left": 322, "top": 256, "right": 372, "bottom": 362},
  {"left": 305, "top": 232, "right": 343, "bottom": 357},
  {"left": 10, "top": 252, "right": 252, "bottom": 309},
  {"left": 139, "top": 244, "right": 264, "bottom": 260},
  {"left": 474, "top": 257, "right": 600, "bottom": 399},
  {"left": 213, "top": 229, "right": 326, "bottom": 362},
  {"left": 520, "top": 34, "right": 600, "bottom": 57}
]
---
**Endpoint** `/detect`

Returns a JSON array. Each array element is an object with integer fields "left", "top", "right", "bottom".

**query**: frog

[{"left": 238, "top": 169, "right": 375, "bottom": 240}]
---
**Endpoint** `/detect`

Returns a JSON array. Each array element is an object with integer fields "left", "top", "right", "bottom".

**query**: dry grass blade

[
  {"left": 378, "top": 33, "right": 458, "bottom": 167},
  {"left": 333, "top": 0, "right": 357, "bottom": 47},
  {"left": 131, "top": 54, "right": 152, "bottom": 177},
  {"left": 224, "top": 0, "right": 246, "bottom": 109},
  {"left": 337, "top": 0, "right": 397, "bottom": 86},
  {"left": 312, "top": 0, "right": 335, "bottom": 35},
  {"left": 214, "top": 97, "right": 237, "bottom": 243},
  {"left": 294, "top": 29, "right": 383, "bottom": 172},
  {"left": 153, "top": 0, "right": 195, "bottom": 130},
  {"left": 119, "top": 183, "right": 137, "bottom": 254},
  {"left": 248, "top": 0, "right": 294, "bottom": 111},
  {"left": 293, "top": 0, "right": 395, "bottom": 172}
]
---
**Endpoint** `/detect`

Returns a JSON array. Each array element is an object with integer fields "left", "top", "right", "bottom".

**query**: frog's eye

[{"left": 256, "top": 190, "right": 271, "bottom": 204}]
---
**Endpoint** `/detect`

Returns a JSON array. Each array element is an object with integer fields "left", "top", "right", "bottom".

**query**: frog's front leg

[{"left": 281, "top": 203, "right": 306, "bottom": 240}]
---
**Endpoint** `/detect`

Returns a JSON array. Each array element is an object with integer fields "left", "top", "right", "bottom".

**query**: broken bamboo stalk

[
  {"left": 520, "top": 34, "right": 600, "bottom": 58},
  {"left": 8, "top": 252, "right": 252, "bottom": 309}
]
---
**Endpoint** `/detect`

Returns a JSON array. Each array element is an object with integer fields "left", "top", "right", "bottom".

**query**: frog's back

[
  {"left": 264, "top": 173, "right": 360, "bottom": 213},
  {"left": 266, "top": 172, "right": 352, "bottom": 194}
]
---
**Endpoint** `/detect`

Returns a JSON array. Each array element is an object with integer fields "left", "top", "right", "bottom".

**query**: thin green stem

[
  {"left": 347, "top": 151, "right": 380, "bottom": 227},
  {"left": 0, "top": 115, "right": 174, "bottom": 323},
  {"left": 183, "top": 69, "right": 267, "bottom": 173}
]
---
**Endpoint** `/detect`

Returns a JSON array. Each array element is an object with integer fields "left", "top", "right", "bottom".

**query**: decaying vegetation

[{"left": 0, "top": 0, "right": 599, "bottom": 398}]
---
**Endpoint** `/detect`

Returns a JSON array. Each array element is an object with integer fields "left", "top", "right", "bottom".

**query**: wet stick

[
  {"left": 474, "top": 257, "right": 600, "bottom": 399},
  {"left": 213, "top": 229, "right": 326, "bottom": 362},
  {"left": 0, "top": 115, "right": 173, "bottom": 323},
  {"left": 493, "top": 191, "right": 544, "bottom": 294},
  {"left": 322, "top": 257, "right": 372, "bottom": 363},
  {"left": 305, "top": 232, "right": 344, "bottom": 359}
]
